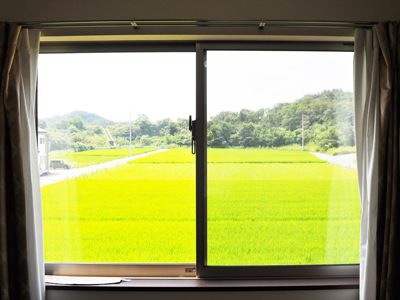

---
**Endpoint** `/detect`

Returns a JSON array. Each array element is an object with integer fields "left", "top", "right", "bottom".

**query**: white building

[{"left": 38, "top": 127, "right": 49, "bottom": 175}]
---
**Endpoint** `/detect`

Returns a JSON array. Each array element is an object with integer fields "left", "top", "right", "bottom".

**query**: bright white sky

[{"left": 38, "top": 51, "right": 353, "bottom": 123}]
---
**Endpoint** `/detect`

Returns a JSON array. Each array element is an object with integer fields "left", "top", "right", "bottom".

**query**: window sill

[{"left": 46, "top": 277, "right": 359, "bottom": 292}]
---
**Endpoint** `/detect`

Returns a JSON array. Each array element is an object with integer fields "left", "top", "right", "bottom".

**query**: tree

[
  {"left": 135, "top": 114, "right": 153, "bottom": 136},
  {"left": 159, "top": 119, "right": 178, "bottom": 136},
  {"left": 140, "top": 135, "right": 152, "bottom": 146},
  {"left": 69, "top": 116, "right": 85, "bottom": 131},
  {"left": 218, "top": 121, "right": 236, "bottom": 147},
  {"left": 90, "top": 125, "right": 103, "bottom": 135},
  {"left": 55, "top": 119, "right": 70, "bottom": 130},
  {"left": 315, "top": 127, "right": 339, "bottom": 151},
  {"left": 49, "top": 131, "right": 72, "bottom": 150},
  {"left": 208, "top": 125, "right": 224, "bottom": 147},
  {"left": 68, "top": 124, "right": 80, "bottom": 134},
  {"left": 38, "top": 119, "right": 47, "bottom": 129},
  {"left": 237, "top": 123, "right": 256, "bottom": 147}
]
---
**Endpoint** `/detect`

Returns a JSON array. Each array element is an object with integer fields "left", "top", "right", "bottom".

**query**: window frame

[
  {"left": 195, "top": 42, "right": 358, "bottom": 279},
  {"left": 39, "top": 40, "right": 358, "bottom": 279},
  {"left": 39, "top": 42, "right": 197, "bottom": 278}
]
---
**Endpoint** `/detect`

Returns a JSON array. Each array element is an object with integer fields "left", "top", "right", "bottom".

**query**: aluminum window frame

[
  {"left": 39, "top": 42, "right": 197, "bottom": 277},
  {"left": 39, "top": 40, "right": 358, "bottom": 279},
  {"left": 195, "top": 42, "right": 358, "bottom": 279}
]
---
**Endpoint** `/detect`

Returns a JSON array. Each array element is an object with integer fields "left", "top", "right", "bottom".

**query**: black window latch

[{"left": 188, "top": 115, "right": 196, "bottom": 155}]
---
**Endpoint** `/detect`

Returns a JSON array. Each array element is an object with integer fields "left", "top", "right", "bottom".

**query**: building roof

[{"left": 38, "top": 127, "right": 48, "bottom": 134}]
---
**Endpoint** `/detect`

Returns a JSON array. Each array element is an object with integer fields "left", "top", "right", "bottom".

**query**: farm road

[
  {"left": 310, "top": 152, "right": 356, "bottom": 169},
  {"left": 40, "top": 149, "right": 169, "bottom": 187}
]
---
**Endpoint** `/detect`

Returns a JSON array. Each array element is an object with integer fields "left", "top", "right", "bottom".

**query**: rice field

[
  {"left": 49, "top": 148, "right": 157, "bottom": 168},
  {"left": 41, "top": 148, "right": 360, "bottom": 265},
  {"left": 129, "top": 148, "right": 325, "bottom": 164}
]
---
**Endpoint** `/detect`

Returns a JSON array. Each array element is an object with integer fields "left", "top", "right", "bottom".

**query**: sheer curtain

[
  {"left": 0, "top": 23, "right": 44, "bottom": 300},
  {"left": 354, "top": 27, "right": 380, "bottom": 300},
  {"left": 18, "top": 28, "right": 45, "bottom": 300}
]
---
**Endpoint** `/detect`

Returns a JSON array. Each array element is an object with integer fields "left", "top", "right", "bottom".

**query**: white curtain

[
  {"left": 18, "top": 29, "right": 45, "bottom": 300},
  {"left": 354, "top": 28, "right": 380, "bottom": 300}
]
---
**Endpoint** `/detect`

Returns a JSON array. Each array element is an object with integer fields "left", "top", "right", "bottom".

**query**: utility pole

[
  {"left": 302, "top": 113, "right": 304, "bottom": 151},
  {"left": 130, "top": 111, "right": 132, "bottom": 157}
]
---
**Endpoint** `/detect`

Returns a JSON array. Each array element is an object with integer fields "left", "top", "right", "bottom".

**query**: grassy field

[
  {"left": 130, "top": 148, "right": 325, "bottom": 164},
  {"left": 49, "top": 148, "right": 157, "bottom": 168},
  {"left": 41, "top": 148, "right": 360, "bottom": 265}
]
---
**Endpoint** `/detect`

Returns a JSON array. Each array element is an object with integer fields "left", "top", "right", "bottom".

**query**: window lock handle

[{"left": 188, "top": 115, "right": 196, "bottom": 155}]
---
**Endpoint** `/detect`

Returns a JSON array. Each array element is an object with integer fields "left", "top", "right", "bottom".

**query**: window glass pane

[
  {"left": 38, "top": 52, "right": 196, "bottom": 263},
  {"left": 206, "top": 51, "right": 360, "bottom": 266}
]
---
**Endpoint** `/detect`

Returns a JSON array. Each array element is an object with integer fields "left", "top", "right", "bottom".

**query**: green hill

[{"left": 44, "top": 111, "right": 116, "bottom": 128}]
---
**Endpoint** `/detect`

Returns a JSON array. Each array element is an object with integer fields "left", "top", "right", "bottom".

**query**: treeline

[
  {"left": 108, "top": 115, "right": 191, "bottom": 147},
  {"left": 208, "top": 89, "right": 354, "bottom": 151},
  {"left": 108, "top": 89, "right": 354, "bottom": 151},
  {"left": 40, "top": 89, "right": 355, "bottom": 152},
  {"left": 39, "top": 117, "right": 109, "bottom": 150}
]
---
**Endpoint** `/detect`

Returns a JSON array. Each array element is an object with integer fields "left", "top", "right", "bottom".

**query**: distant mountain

[{"left": 44, "top": 111, "right": 116, "bottom": 128}]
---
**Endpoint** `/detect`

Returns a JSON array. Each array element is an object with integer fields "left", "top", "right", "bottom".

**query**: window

[
  {"left": 38, "top": 42, "right": 359, "bottom": 278},
  {"left": 38, "top": 50, "right": 196, "bottom": 269}
]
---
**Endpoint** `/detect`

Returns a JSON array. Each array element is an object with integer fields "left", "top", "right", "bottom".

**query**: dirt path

[
  {"left": 310, "top": 152, "right": 356, "bottom": 169},
  {"left": 40, "top": 149, "right": 169, "bottom": 187}
]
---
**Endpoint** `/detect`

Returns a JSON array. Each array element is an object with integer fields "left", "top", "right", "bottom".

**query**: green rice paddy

[
  {"left": 41, "top": 148, "right": 360, "bottom": 265},
  {"left": 49, "top": 148, "right": 157, "bottom": 168},
  {"left": 129, "top": 148, "right": 325, "bottom": 164}
]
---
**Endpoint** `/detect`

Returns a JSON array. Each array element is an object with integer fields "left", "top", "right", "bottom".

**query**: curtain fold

[
  {"left": 375, "top": 21, "right": 400, "bottom": 300},
  {"left": 354, "top": 27, "right": 380, "bottom": 300},
  {"left": 18, "top": 29, "right": 45, "bottom": 300},
  {"left": 0, "top": 23, "right": 43, "bottom": 300}
]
